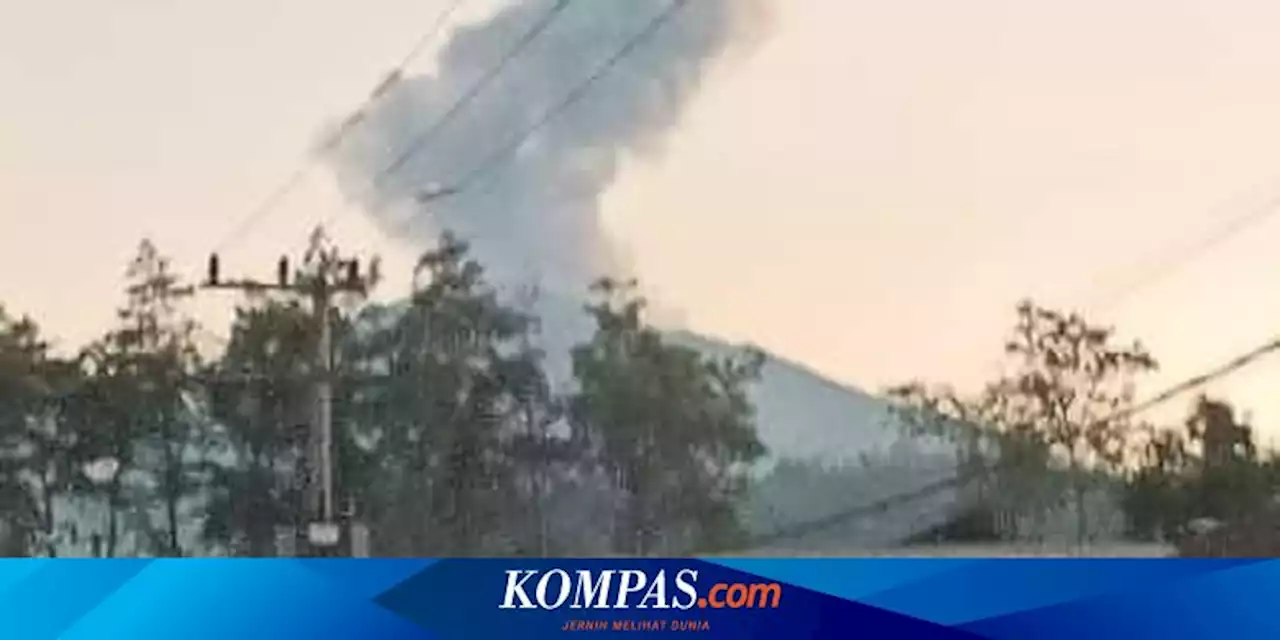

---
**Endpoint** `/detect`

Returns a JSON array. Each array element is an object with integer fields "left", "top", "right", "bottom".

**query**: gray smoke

[{"left": 326, "top": 0, "right": 769, "bottom": 329}]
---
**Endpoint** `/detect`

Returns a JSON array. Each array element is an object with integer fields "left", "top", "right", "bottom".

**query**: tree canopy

[{"left": 0, "top": 231, "right": 771, "bottom": 557}]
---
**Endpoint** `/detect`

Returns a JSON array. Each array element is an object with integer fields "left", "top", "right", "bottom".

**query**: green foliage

[
  {"left": 0, "top": 230, "right": 774, "bottom": 558},
  {"left": 202, "top": 300, "right": 314, "bottom": 556},
  {"left": 887, "top": 300, "right": 1158, "bottom": 543},
  {"left": 0, "top": 308, "right": 92, "bottom": 556},
  {"left": 88, "top": 240, "right": 205, "bottom": 556},
  {"left": 344, "top": 233, "right": 565, "bottom": 555},
  {"left": 19, "top": 230, "right": 1280, "bottom": 557},
  {"left": 1122, "top": 397, "right": 1280, "bottom": 544},
  {"left": 21, "top": 231, "right": 1280, "bottom": 557},
  {"left": 997, "top": 301, "right": 1157, "bottom": 471},
  {"left": 570, "top": 278, "right": 767, "bottom": 555},
  {"left": 1120, "top": 424, "right": 1195, "bottom": 541}
]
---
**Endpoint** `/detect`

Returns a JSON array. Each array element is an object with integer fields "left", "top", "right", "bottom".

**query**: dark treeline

[
  {"left": 1, "top": 233, "right": 1275, "bottom": 557},
  {"left": 886, "top": 301, "right": 1280, "bottom": 555},
  {"left": 0, "top": 231, "right": 766, "bottom": 557}
]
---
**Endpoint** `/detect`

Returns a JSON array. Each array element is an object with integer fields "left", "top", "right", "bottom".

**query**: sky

[{"left": 6, "top": 0, "right": 1280, "bottom": 438}]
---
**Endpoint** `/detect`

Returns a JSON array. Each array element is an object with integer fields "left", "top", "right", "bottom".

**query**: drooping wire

[
  {"left": 747, "top": 333, "right": 1280, "bottom": 547},
  {"left": 209, "top": 0, "right": 475, "bottom": 255},
  {"left": 447, "top": 0, "right": 692, "bottom": 196},
  {"left": 332, "top": 0, "right": 693, "bottom": 238},
  {"left": 1072, "top": 179, "right": 1280, "bottom": 316},
  {"left": 375, "top": 0, "right": 576, "bottom": 185},
  {"left": 313, "top": 0, "right": 581, "bottom": 238}
]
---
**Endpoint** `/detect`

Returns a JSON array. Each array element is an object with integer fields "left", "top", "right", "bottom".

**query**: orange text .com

[{"left": 699, "top": 582, "right": 783, "bottom": 609}]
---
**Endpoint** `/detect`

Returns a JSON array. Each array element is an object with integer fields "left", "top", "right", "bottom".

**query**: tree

[
  {"left": 1118, "top": 395, "right": 1280, "bottom": 549},
  {"left": 72, "top": 343, "right": 142, "bottom": 557},
  {"left": 1183, "top": 397, "right": 1270, "bottom": 522},
  {"left": 887, "top": 380, "right": 1060, "bottom": 541},
  {"left": 570, "top": 278, "right": 767, "bottom": 555},
  {"left": 203, "top": 299, "right": 315, "bottom": 556},
  {"left": 889, "top": 300, "right": 1157, "bottom": 544},
  {"left": 499, "top": 286, "right": 575, "bottom": 556},
  {"left": 82, "top": 240, "right": 206, "bottom": 556},
  {"left": 1119, "top": 397, "right": 1280, "bottom": 555},
  {"left": 0, "top": 309, "right": 89, "bottom": 556},
  {"left": 1120, "top": 423, "right": 1194, "bottom": 541},
  {"left": 346, "top": 233, "right": 562, "bottom": 555}
]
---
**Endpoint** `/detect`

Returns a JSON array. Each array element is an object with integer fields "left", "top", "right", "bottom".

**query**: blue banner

[{"left": 0, "top": 558, "right": 1271, "bottom": 638}]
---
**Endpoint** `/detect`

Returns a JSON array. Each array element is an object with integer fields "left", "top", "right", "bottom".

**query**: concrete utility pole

[{"left": 202, "top": 229, "right": 376, "bottom": 557}]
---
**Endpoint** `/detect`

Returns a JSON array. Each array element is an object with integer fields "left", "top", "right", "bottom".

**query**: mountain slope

[
  {"left": 521, "top": 293, "right": 936, "bottom": 462},
  {"left": 663, "top": 331, "right": 963, "bottom": 548},
  {"left": 352, "top": 293, "right": 965, "bottom": 549},
  {"left": 665, "top": 330, "right": 947, "bottom": 464}
]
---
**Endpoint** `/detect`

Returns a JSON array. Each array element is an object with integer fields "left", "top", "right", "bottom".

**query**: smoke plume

[{"left": 327, "top": 0, "right": 768, "bottom": 299}]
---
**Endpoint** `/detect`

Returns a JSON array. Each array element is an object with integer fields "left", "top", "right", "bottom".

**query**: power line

[
  {"left": 1110, "top": 336, "right": 1280, "bottom": 423},
  {"left": 318, "top": 0, "right": 690, "bottom": 236},
  {"left": 449, "top": 0, "right": 692, "bottom": 196},
  {"left": 957, "top": 182, "right": 1280, "bottom": 406},
  {"left": 376, "top": 0, "right": 574, "bottom": 184},
  {"left": 392, "top": 0, "right": 473, "bottom": 74},
  {"left": 809, "top": 183, "right": 1280, "bottom": 548},
  {"left": 209, "top": 0, "right": 474, "bottom": 255},
  {"left": 1079, "top": 186, "right": 1280, "bottom": 315},
  {"left": 748, "top": 471, "right": 969, "bottom": 550},
  {"left": 214, "top": 164, "right": 314, "bottom": 255},
  {"left": 314, "top": 0, "right": 578, "bottom": 236},
  {"left": 747, "top": 334, "right": 1280, "bottom": 547}
]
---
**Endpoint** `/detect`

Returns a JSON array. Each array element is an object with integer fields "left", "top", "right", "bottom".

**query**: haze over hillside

[
  {"left": 503, "top": 286, "right": 956, "bottom": 467},
  {"left": 667, "top": 328, "right": 965, "bottom": 546},
  {"left": 666, "top": 329, "right": 949, "bottom": 464},
  {"left": 509, "top": 288, "right": 966, "bottom": 546}
]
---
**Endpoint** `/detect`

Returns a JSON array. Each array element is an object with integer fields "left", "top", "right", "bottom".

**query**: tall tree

[
  {"left": 570, "top": 278, "right": 767, "bottom": 555},
  {"left": 0, "top": 309, "right": 88, "bottom": 556},
  {"left": 1002, "top": 301, "right": 1156, "bottom": 543},
  {"left": 1122, "top": 397, "right": 1280, "bottom": 554},
  {"left": 72, "top": 342, "right": 142, "bottom": 557},
  {"left": 85, "top": 240, "right": 205, "bottom": 556},
  {"left": 490, "top": 284, "right": 589, "bottom": 556},
  {"left": 1184, "top": 397, "right": 1270, "bottom": 522},
  {"left": 346, "top": 233, "right": 560, "bottom": 555},
  {"left": 889, "top": 300, "right": 1156, "bottom": 544},
  {"left": 203, "top": 298, "right": 315, "bottom": 556},
  {"left": 1121, "top": 420, "right": 1198, "bottom": 541}
]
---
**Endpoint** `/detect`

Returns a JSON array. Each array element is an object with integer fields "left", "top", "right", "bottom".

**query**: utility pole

[{"left": 201, "top": 228, "right": 377, "bottom": 557}]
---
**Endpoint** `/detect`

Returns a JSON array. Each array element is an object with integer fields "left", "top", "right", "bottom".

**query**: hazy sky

[{"left": 6, "top": 0, "right": 1280, "bottom": 436}]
